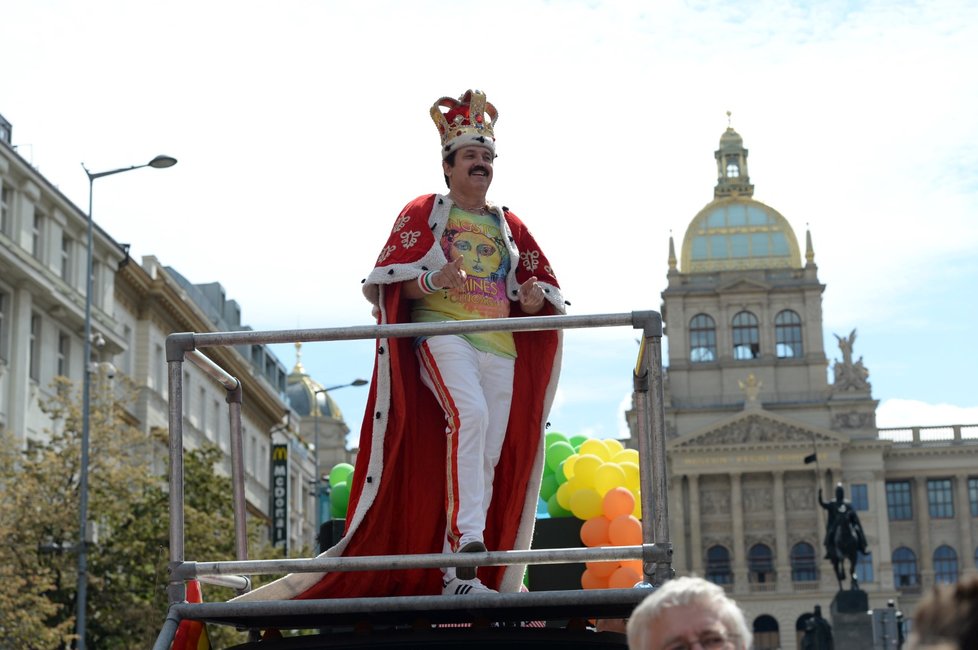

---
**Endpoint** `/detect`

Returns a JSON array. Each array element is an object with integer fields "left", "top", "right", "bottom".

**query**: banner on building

[{"left": 271, "top": 444, "right": 288, "bottom": 552}]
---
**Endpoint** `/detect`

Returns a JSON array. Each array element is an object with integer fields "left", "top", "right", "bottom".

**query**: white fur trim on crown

[{"left": 443, "top": 133, "right": 496, "bottom": 159}]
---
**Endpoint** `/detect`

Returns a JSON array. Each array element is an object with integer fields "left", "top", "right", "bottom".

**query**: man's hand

[
  {"left": 434, "top": 254, "right": 467, "bottom": 289},
  {"left": 517, "top": 276, "right": 546, "bottom": 314}
]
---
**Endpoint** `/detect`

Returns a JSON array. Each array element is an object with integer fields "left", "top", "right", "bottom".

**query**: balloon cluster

[
  {"left": 327, "top": 462, "right": 354, "bottom": 519},
  {"left": 540, "top": 432, "right": 646, "bottom": 590}
]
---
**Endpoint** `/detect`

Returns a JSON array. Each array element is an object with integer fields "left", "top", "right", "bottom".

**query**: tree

[{"left": 0, "top": 376, "right": 287, "bottom": 648}]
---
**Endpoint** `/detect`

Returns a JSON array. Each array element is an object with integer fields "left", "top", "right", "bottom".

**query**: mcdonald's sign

[{"left": 270, "top": 444, "right": 288, "bottom": 552}]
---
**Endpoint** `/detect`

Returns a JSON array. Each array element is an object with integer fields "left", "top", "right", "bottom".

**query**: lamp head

[{"left": 148, "top": 155, "right": 177, "bottom": 169}]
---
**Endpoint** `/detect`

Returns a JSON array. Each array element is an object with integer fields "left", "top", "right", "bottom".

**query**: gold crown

[{"left": 430, "top": 89, "right": 498, "bottom": 159}]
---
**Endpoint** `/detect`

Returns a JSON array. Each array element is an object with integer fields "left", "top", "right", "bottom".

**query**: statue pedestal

[{"left": 830, "top": 590, "right": 872, "bottom": 648}]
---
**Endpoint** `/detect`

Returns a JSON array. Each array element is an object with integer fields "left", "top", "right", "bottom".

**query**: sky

[{"left": 4, "top": 0, "right": 978, "bottom": 442}]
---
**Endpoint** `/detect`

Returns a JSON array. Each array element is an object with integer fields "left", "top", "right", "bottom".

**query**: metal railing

[{"left": 153, "top": 310, "right": 670, "bottom": 648}]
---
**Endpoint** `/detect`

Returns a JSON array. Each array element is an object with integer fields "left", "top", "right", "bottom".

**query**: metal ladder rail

[{"left": 155, "top": 310, "right": 669, "bottom": 646}]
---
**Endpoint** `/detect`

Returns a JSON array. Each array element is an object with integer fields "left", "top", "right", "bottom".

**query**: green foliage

[{"left": 0, "top": 377, "right": 284, "bottom": 648}]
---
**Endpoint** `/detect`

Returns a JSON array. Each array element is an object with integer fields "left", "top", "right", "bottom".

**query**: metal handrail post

[
  {"left": 226, "top": 383, "right": 248, "bottom": 564},
  {"left": 631, "top": 311, "right": 671, "bottom": 586},
  {"left": 165, "top": 333, "right": 196, "bottom": 606}
]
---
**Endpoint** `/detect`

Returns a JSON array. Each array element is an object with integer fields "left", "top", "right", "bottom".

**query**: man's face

[
  {"left": 444, "top": 145, "right": 494, "bottom": 193},
  {"left": 643, "top": 603, "right": 737, "bottom": 650}
]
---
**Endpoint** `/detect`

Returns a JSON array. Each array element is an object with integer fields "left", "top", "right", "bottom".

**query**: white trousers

[{"left": 417, "top": 335, "right": 515, "bottom": 575}]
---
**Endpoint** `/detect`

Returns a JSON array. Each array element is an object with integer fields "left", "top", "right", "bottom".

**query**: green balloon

[
  {"left": 540, "top": 473, "right": 559, "bottom": 502},
  {"left": 329, "top": 463, "right": 354, "bottom": 488},
  {"left": 546, "top": 441, "right": 575, "bottom": 473},
  {"left": 569, "top": 434, "right": 589, "bottom": 451},
  {"left": 545, "top": 431, "right": 569, "bottom": 450},
  {"left": 330, "top": 481, "right": 351, "bottom": 519},
  {"left": 547, "top": 493, "right": 573, "bottom": 518},
  {"left": 555, "top": 458, "right": 569, "bottom": 485}
]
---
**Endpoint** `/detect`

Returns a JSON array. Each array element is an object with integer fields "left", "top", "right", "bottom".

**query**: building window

[
  {"left": 850, "top": 484, "right": 869, "bottom": 511},
  {"left": 774, "top": 309, "right": 803, "bottom": 358},
  {"left": 748, "top": 543, "right": 774, "bottom": 584},
  {"left": 689, "top": 314, "right": 717, "bottom": 363},
  {"left": 892, "top": 547, "right": 918, "bottom": 588},
  {"left": 31, "top": 211, "right": 45, "bottom": 260},
  {"left": 855, "top": 551, "right": 873, "bottom": 583},
  {"left": 0, "top": 183, "right": 10, "bottom": 235},
  {"left": 790, "top": 542, "right": 817, "bottom": 581},
  {"left": 60, "top": 232, "right": 73, "bottom": 284},
  {"left": 91, "top": 261, "right": 103, "bottom": 309},
  {"left": 928, "top": 479, "right": 954, "bottom": 519},
  {"left": 120, "top": 325, "right": 133, "bottom": 376},
  {"left": 151, "top": 343, "right": 165, "bottom": 391},
  {"left": 732, "top": 311, "right": 760, "bottom": 360},
  {"left": 753, "top": 615, "right": 780, "bottom": 650},
  {"left": 0, "top": 291, "right": 8, "bottom": 363},
  {"left": 886, "top": 481, "right": 913, "bottom": 520},
  {"left": 29, "top": 312, "right": 41, "bottom": 381},
  {"left": 57, "top": 332, "right": 70, "bottom": 377},
  {"left": 198, "top": 386, "right": 207, "bottom": 435},
  {"left": 934, "top": 545, "right": 959, "bottom": 584},
  {"left": 968, "top": 478, "right": 978, "bottom": 517},
  {"left": 705, "top": 545, "right": 732, "bottom": 585}
]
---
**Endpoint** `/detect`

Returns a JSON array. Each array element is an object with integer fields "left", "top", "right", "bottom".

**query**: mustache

[{"left": 469, "top": 165, "right": 490, "bottom": 176}]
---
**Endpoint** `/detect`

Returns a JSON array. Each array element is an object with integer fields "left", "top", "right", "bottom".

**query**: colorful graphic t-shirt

[{"left": 412, "top": 207, "right": 516, "bottom": 358}]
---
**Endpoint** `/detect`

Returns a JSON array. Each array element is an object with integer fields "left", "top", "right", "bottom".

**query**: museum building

[{"left": 631, "top": 124, "right": 978, "bottom": 648}]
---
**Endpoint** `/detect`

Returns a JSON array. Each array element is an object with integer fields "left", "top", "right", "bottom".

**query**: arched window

[
  {"left": 775, "top": 309, "right": 803, "bottom": 358},
  {"left": 855, "top": 551, "right": 874, "bottom": 583},
  {"left": 732, "top": 311, "right": 760, "bottom": 360},
  {"left": 689, "top": 314, "right": 717, "bottom": 363},
  {"left": 753, "top": 614, "right": 780, "bottom": 650},
  {"left": 706, "top": 545, "right": 732, "bottom": 585},
  {"left": 892, "top": 547, "right": 918, "bottom": 588},
  {"left": 749, "top": 543, "right": 774, "bottom": 584},
  {"left": 790, "top": 542, "right": 817, "bottom": 581},
  {"left": 934, "top": 545, "right": 959, "bottom": 584}
]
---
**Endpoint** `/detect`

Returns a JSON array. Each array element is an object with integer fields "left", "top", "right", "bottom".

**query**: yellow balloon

[
  {"left": 571, "top": 454, "right": 603, "bottom": 488},
  {"left": 569, "top": 488, "right": 603, "bottom": 520},
  {"left": 632, "top": 489, "right": 643, "bottom": 520},
  {"left": 562, "top": 453, "right": 580, "bottom": 481},
  {"left": 594, "top": 463, "right": 627, "bottom": 496},
  {"left": 556, "top": 481, "right": 574, "bottom": 510},
  {"left": 603, "top": 438, "right": 625, "bottom": 456},
  {"left": 579, "top": 439, "right": 611, "bottom": 462},
  {"left": 612, "top": 449, "right": 639, "bottom": 465},
  {"left": 620, "top": 461, "right": 640, "bottom": 494}
]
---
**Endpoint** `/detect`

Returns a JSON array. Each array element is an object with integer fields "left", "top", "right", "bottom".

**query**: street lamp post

[
  {"left": 77, "top": 155, "right": 176, "bottom": 650},
  {"left": 313, "top": 379, "right": 367, "bottom": 533}
]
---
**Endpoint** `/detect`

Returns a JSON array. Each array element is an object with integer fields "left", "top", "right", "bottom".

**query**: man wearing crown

[{"left": 235, "top": 90, "right": 564, "bottom": 601}]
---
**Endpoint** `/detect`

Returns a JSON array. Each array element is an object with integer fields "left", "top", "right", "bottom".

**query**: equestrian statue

[{"left": 819, "top": 483, "right": 869, "bottom": 591}]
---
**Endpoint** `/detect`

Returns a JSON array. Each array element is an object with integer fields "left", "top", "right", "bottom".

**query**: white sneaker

[{"left": 442, "top": 577, "right": 497, "bottom": 595}]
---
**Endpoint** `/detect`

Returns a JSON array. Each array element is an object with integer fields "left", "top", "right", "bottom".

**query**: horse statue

[{"left": 819, "top": 484, "right": 868, "bottom": 591}]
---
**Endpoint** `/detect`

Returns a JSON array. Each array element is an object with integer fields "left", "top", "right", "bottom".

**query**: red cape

[{"left": 238, "top": 194, "right": 563, "bottom": 600}]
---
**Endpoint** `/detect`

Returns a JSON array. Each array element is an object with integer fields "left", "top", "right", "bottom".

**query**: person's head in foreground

[
  {"left": 626, "top": 576, "right": 751, "bottom": 650},
  {"left": 908, "top": 576, "right": 978, "bottom": 649}
]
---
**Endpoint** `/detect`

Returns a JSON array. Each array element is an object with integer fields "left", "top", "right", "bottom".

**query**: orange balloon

[
  {"left": 608, "top": 514, "right": 643, "bottom": 546},
  {"left": 608, "top": 566, "right": 642, "bottom": 589},
  {"left": 602, "top": 487, "right": 636, "bottom": 520},
  {"left": 580, "top": 516, "right": 611, "bottom": 547},
  {"left": 581, "top": 568, "right": 610, "bottom": 590},
  {"left": 586, "top": 560, "right": 620, "bottom": 578},
  {"left": 620, "top": 559, "right": 644, "bottom": 575}
]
